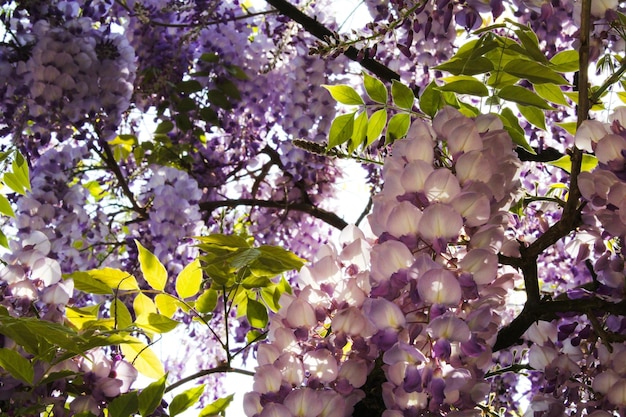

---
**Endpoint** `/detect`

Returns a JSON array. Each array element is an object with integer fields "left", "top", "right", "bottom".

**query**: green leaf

[
  {"left": 155, "top": 294, "right": 178, "bottom": 318},
  {"left": 499, "top": 108, "right": 535, "bottom": 153},
  {"left": 138, "top": 374, "right": 167, "bottom": 417},
  {"left": 4, "top": 152, "right": 30, "bottom": 195},
  {"left": 176, "top": 80, "right": 203, "bottom": 94},
  {"left": 135, "top": 313, "right": 179, "bottom": 334},
  {"left": 517, "top": 104, "right": 546, "bottom": 130},
  {"left": 195, "top": 234, "right": 250, "bottom": 248},
  {"left": 176, "top": 97, "right": 196, "bottom": 112},
  {"left": 556, "top": 121, "right": 578, "bottom": 135},
  {"left": 386, "top": 113, "right": 411, "bottom": 143},
  {"left": 230, "top": 248, "right": 261, "bottom": 269},
  {"left": 434, "top": 57, "right": 494, "bottom": 76},
  {"left": 198, "top": 394, "right": 234, "bottom": 417},
  {"left": 155, "top": 120, "right": 174, "bottom": 134},
  {"left": 108, "top": 392, "right": 139, "bottom": 417},
  {"left": 200, "top": 52, "right": 219, "bottom": 63},
  {"left": 514, "top": 29, "right": 548, "bottom": 64},
  {"left": 224, "top": 64, "right": 248, "bottom": 80},
  {"left": 217, "top": 79, "right": 241, "bottom": 100},
  {"left": 0, "top": 348, "right": 34, "bottom": 384},
  {"left": 169, "top": 384, "right": 206, "bottom": 417},
  {"left": 487, "top": 69, "right": 520, "bottom": 89},
  {"left": 260, "top": 286, "right": 281, "bottom": 312},
  {"left": 550, "top": 50, "right": 579, "bottom": 72},
  {"left": 503, "top": 59, "right": 569, "bottom": 85},
  {"left": 548, "top": 154, "right": 598, "bottom": 173},
  {"left": 363, "top": 72, "right": 388, "bottom": 103},
  {"left": 366, "top": 109, "right": 388, "bottom": 146},
  {"left": 252, "top": 246, "right": 306, "bottom": 275},
  {"left": 66, "top": 304, "right": 100, "bottom": 330},
  {"left": 246, "top": 297, "right": 268, "bottom": 329},
  {"left": 350, "top": 111, "right": 368, "bottom": 151},
  {"left": 68, "top": 272, "right": 113, "bottom": 295},
  {"left": 241, "top": 275, "right": 272, "bottom": 289},
  {"left": 391, "top": 80, "right": 415, "bottom": 110},
  {"left": 438, "top": 79, "right": 489, "bottom": 96},
  {"left": 195, "top": 288, "right": 218, "bottom": 314},
  {"left": 111, "top": 298, "right": 133, "bottom": 329},
  {"left": 207, "top": 89, "right": 232, "bottom": 109},
  {"left": 176, "top": 259, "right": 203, "bottom": 299},
  {"left": 247, "top": 329, "right": 266, "bottom": 344},
  {"left": 327, "top": 112, "right": 355, "bottom": 149},
  {"left": 136, "top": 240, "right": 168, "bottom": 292},
  {"left": 121, "top": 337, "right": 165, "bottom": 379},
  {"left": 321, "top": 85, "right": 364, "bottom": 105},
  {"left": 497, "top": 85, "right": 553, "bottom": 109},
  {"left": 534, "top": 83, "right": 569, "bottom": 106},
  {"left": 87, "top": 268, "right": 139, "bottom": 291},
  {"left": 419, "top": 81, "right": 444, "bottom": 118},
  {"left": 0, "top": 229, "right": 8, "bottom": 249},
  {"left": 0, "top": 195, "right": 14, "bottom": 218},
  {"left": 133, "top": 292, "right": 157, "bottom": 317}
]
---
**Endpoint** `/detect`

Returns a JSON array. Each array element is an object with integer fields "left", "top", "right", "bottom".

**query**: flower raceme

[{"left": 246, "top": 108, "right": 523, "bottom": 416}]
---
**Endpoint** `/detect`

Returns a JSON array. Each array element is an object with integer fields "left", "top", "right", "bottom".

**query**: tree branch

[
  {"left": 199, "top": 198, "right": 348, "bottom": 230},
  {"left": 264, "top": 0, "right": 402, "bottom": 84},
  {"left": 493, "top": 297, "right": 626, "bottom": 351},
  {"left": 164, "top": 364, "right": 255, "bottom": 393},
  {"left": 90, "top": 139, "right": 148, "bottom": 221}
]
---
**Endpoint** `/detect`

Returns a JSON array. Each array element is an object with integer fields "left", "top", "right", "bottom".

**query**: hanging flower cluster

[
  {"left": 0, "top": 231, "right": 138, "bottom": 414},
  {"left": 17, "top": 17, "right": 135, "bottom": 139},
  {"left": 245, "top": 108, "right": 524, "bottom": 416},
  {"left": 577, "top": 108, "right": 626, "bottom": 241},
  {"left": 128, "top": 165, "right": 205, "bottom": 277}
]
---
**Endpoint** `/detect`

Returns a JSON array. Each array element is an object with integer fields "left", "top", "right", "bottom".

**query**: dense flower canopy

[{"left": 0, "top": 0, "right": 625, "bottom": 416}]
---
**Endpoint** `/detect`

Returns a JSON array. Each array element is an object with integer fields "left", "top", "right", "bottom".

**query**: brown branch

[
  {"left": 264, "top": 0, "right": 402, "bottom": 84},
  {"left": 493, "top": 297, "right": 626, "bottom": 351},
  {"left": 199, "top": 198, "right": 348, "bottom": 230},
  {"left": 91, "top": 140, "right": 148, "bottom": 221}
]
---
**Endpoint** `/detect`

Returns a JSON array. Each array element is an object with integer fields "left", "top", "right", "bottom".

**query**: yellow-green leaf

[
  {"left": 120, "top": 337, "right": 164, "bottom": 379},
  {"left": 366, "top": 109, "right": 388, "bottom": 146},
  {"left": 534, "top": 83, "right": 569, "bottom": 106},
  {"left": 386, "top": 113, "right": 411, "bottom": 143},
  {"left": 363, "top": 72, "right": 388, "bottom": 103},
  {"left": 66, "top": 304, "right": 100, "bottom": 330},
  {"left": 438, "top": 79, "right": 489, "bottom": 96},
  {"left": 175, "top": 259, "right": 202, "bottom": 299},
  {"left": 87, "top": 268, "right": 139, "bottom": 291},
  {"left": 134, "top": 292, "right": 157, "bottom": 317},
  {"left": 517, "top": 104, "right": 546, "bottom": 130},
  {"left": 556, "top": 121, "right": 577, "bottom": 135},
  {"left": 169, "top": 384, "right": 206, "bottom": 417},
  {"left": 138, "top": 374, "right": 167, "bottom": 417},
  {"left": 391, "top": 80, "right": 415, "bottom": 110},
  {"left": 503, "top": 59, "right": 569, "bottom": 85},
  {"left": 155, "top": 294, "right": 178, "bottom": 318},
  {"left": 548, "top": 154, "right": 598, "bottom": 173},
  {"left": 195, "top": 288, "right": 218, "bottom": 314},
  {"left": 198, "top": 394, "right": 234, "bottom": 417},
  {"left": 135, "top": 313, "right": 179, "bottom": 334},
  {"left": 497, "top": 85, "right": 553, "bottom": 109},
  {"left": 321, "top": 85, "right": 364, "bottom": 106},
  {"left": 135, "top": 240, "right": 168, "bottom": 291},
  {"left": 0, "top": 195, "right": 14, "bottom": 218},
  {"left": 246, "top": 297, "right": 268, "bottom": 329},
  {"left": 350, "top": 111, "right": 368, "bottom": 152},
  {"left": 111, "top": 298, "right": 133, "bottom": 329},
  {"left": 549, "top": 50, "right": 579, "bottom": 72},
  {"left": 327, "top": 112, "right": 356, "bottom": 149}
]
